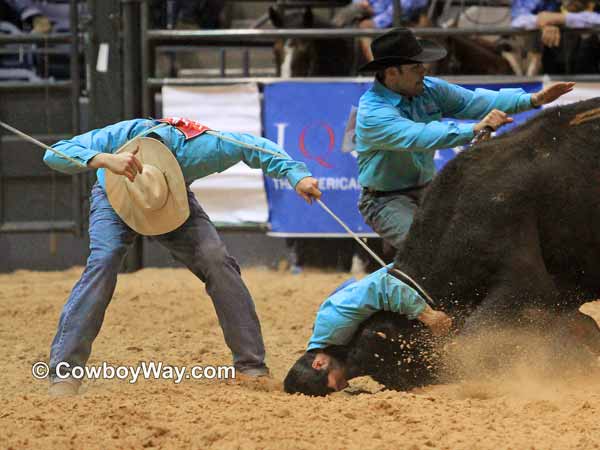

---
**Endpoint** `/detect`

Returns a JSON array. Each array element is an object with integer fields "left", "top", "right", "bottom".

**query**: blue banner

[{"left": 263, "top": 81, "right": 542, "bottom": 236}]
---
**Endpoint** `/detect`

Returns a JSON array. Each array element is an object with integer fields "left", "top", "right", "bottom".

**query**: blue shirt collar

[{"left": 372, "top": 78, "right": 407, "bottom": 107}]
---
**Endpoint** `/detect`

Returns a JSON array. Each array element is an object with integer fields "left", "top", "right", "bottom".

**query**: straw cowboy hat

[
  {"left": 358, "top": 28, "right": 447, "bottom": 72},
  {"left": 105, "top": 137, "right": 190, "bottom": 236}
]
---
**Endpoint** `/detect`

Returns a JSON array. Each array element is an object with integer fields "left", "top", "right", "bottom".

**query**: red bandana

[{"left": 158, "top": 117, "right": 212, "bottom": 140}]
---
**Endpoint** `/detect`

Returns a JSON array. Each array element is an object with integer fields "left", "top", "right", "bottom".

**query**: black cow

[
  {"left": 287, "top": 99, "right": 600, "bottom": 395},
  {"left": 393, "top": 97, "right": 600, "bottom": 355},
  {"left": 333, "top": 99, "right": 600, "bottom": 392},
  {"left": 342, "top": 312, "right": 441, "bottom": 391}
]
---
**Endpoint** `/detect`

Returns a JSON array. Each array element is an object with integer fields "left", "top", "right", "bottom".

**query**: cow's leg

[
  {"left": 463, "top": 269, "right": 600, "bottom": 363},
  {"left": 463, "top": 215, "right": 560, "bottom": 333},
  {"left": 467, "top": 294, "right": 600, "bottom": 360},
  {"left": 559, "top": 309, "right": 600, "bottom": 355},
  {"left": 463, "top": 278, "right": 559, "bottom": 334}
]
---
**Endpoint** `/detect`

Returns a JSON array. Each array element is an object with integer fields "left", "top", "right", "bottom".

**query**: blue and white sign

[
  {"left": 263, "top": 80, "right": 543, "bottom": 236},
  {"left": 264, "top": 82, "right": 373, "bottom": 236}
]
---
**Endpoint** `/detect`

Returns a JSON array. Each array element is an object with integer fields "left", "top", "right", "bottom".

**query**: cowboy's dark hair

[
  {"left": 376, "top": 65, "right": 407, "bottom": 83},
  {"left": 284, "top": 351, "right": 334, "bottom": 397}
]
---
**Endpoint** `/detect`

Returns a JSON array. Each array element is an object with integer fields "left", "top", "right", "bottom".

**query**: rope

[
  {"left": 205, "top": 130, "right": 287, "bottom": 158},
  {"left": 471, "top": 125, "right": 494, "bottom": 145},
  {"left": 1, "top": 122, "right": 438, "bottom": 304},
  {"left": 316, "top": 198, "right": 436, "bottom": 306},
  {"left": 0, "top": 121, "right": 169, "bottom": 169},
  {"left": 0, "top": 120, "right": 87, "bottom": 168},
  {"left": 206, "top": 130, "right": 437, "bottom": 306}
]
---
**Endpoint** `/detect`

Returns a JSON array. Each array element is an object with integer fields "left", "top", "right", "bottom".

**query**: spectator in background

[
  {"left": 151, "top": 0, "right": 226, "bottom": 77},
  {"left": 176, "top": 0, "right": 224, "bottom": 30},
  {"left": 0, "top": 0, "right": 51, "bottom": 33},
  {"left": 512, "top": 0, "right": 600, "bottom": 74},
  {"left": 0, "top": 0, "right": 67, "bottom": 80},
  {"left": 333, "top": 0, "right": 430, "bottom": 62},
  {"left": 149, "top": 0, "right": 225, "bottom": 30}
]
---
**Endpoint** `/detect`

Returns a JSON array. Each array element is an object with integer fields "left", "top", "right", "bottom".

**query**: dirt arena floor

[{"left": 1, "top": 267, "right": 599, "bottom": 449}]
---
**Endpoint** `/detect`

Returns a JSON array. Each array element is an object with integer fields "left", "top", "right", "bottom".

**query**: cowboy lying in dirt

[{"left": 284, "top": 265, "right": 452, "bottom": 396}]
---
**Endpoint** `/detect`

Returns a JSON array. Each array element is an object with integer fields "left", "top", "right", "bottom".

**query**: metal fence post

[
  {"left": 121, "top": 0, "right": 144, "bottom": 272},
  {"left": 70, "top": 0, "right": 84, "bottom": 237},
  {"left": 88, "top": 0, "right": 143, "bottom": 271},
  {"left": 141, "top": 0, "right": 153, "bottom": 117},
  {"left": 123, "top": 0, "right": 142, "bottom": 119}
]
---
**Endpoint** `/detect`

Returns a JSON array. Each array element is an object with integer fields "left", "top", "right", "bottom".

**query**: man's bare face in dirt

[{"left": 312, "top": 352, "right": 348, "bottom": 391}]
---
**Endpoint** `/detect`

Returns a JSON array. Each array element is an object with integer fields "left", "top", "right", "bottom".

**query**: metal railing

[
  {"left": 145, "top": 26, "right": 547, "bottom": 43},
  {"left": 0, "top": 33, "right": 72, "bottom": 45},
  {"left": 135, "top": 8, "right": 600, "bottom": 238},
  {"left": 140, "top": 16, "right": 600, "bottom": 116}
]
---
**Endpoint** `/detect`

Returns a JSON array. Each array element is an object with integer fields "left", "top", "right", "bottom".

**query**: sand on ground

[{"left": 1, "top": 267, "right": 599, "bottom": 450}]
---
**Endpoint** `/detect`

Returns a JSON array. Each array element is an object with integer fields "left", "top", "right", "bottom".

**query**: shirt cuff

[
  {"left": 455, "top": 123, "right": 475, "bottom": 141},
  {"left": 406, "top": 299, "right": 427, "bottom": 320},
  {"left": 286, "top": 167, "right": 313, "bottom": 189},
  {"left": 524, "top": 93, "right": 539, "bottom": 109},
  {"left": 81, "top": 149, "right": 103, "bottom": 166}
]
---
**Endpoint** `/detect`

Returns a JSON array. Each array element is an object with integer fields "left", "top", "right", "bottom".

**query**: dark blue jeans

[
  {"left": 49, "top": 183, "right": 266, "bottom": 377},
  {"left": 358, "top": 186, "right": 427, "bottom": 251}
]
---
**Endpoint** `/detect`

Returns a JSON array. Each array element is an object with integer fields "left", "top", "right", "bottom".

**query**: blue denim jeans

[
  {"left": 358, "top": 187, "right": 427, "bottom": 251},
  {"left": 49, "top": 183, "right": 266, "bottom": 377}
]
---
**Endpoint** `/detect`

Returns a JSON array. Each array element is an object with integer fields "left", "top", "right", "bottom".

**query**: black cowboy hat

[{"left": 358, "top": 28, "right": 447, "bottom": 72}]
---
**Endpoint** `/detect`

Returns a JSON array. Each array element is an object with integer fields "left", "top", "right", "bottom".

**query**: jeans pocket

[
  {"left": 89, "top": 184, "right": 114, "bottom": 219},
  {"left": 358, "top": 194, "right": 370, "bottom": 217},
  {"left": 358, "top": 194, "right": 385, "bottom": 225}
]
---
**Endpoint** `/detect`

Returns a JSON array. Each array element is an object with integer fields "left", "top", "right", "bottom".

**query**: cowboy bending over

[
  {"left": 43, "top": 117, "right": 321, "bottom": 396},
  {"left": 284, "top": 265, "right": 451, "bottom": 396}
]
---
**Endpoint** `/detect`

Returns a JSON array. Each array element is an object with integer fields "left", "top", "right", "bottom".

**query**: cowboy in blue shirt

[
  {"left": 43, "top": 118, "right": 322, "bottom": 396},
  {"left": 355, "top": 28, "right": 574, "bottom": 251},
  {"left": 284, "top": 266, "right": 451, "bottom": 395}
]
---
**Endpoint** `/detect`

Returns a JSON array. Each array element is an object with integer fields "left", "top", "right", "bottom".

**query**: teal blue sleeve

[
  {"left": 43, "top": 119, "right": 143, "bottom": 175},
  {"left": 386, "top": 276, "right": 427, "bottom": 320},
  {"left": 433, "top": 78, "right": 534, "bottom": 119},
  {"left": 216, "top": 132, "right": 313, "bottom": 188},
  {"left": 306, "top": 267, "right": 428, "bottom": 351},
  {"left": 357, "top": 105, "right": 475, "bottom": 153},
  {"left": 307, "top": 277, "right": 384, "bottom": 351},
  {"left": 307, "top": 295, "right": 376, "bottom": 351}
]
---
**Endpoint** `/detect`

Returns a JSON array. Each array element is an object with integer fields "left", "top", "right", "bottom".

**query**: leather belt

[{"left": 362, "top": 184, "right": 429, "bottom": 198}]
